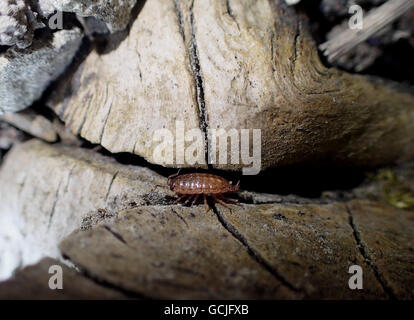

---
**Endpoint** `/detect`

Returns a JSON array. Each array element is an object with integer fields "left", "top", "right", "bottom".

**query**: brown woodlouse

[{"left": 159, "top": 172, "right": 240, "bottom": 212}]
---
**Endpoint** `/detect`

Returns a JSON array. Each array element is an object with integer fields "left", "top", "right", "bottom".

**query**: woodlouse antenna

[
  {"left": 167, "top": 169, "right": 182, "bottom": 190},
  {"left": 235, "top": 180, "right": 240, "bottom": 191},
  {"left": 168, "top": 168, "right": 182, "bottom": 180},
  {"left": 154, "top": 184, "right": 168, "bottom": 189}
]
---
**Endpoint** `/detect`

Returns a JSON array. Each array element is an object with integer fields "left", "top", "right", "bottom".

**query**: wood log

[
  {"left": 0, "top": 139, "right": 169, "bottom": 279},
  {"left": 0, "top": 139, "right": 412, "bottom": 299},
  {"left": 47, "top": 0, "right": 414, "bottom": 170},
  {"left": 59, "top": 200, "right": 413, "bottom": 299}
]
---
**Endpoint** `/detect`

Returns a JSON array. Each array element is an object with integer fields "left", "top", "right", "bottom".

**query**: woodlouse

[{"left": 160, "top": 172, "right": 240, "bottom": 211}]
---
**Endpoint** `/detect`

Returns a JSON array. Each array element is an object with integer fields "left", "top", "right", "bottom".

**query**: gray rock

[
  {"left": 48, "top": 0, "right": 138, "bottom": 32},
  {"left": 0, "top": 0, "right": 45, "bottom": 48},
  {"left": 0, "top": 28, "right": 82, "bottom": 114}
]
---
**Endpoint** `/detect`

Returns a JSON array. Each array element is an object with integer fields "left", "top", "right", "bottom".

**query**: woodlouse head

[
  {"left": 230, "top": 180, "right": 240, "bottom": 193},
  {"left": 167, "top": 176, "right": 176, "bottom": 190}
]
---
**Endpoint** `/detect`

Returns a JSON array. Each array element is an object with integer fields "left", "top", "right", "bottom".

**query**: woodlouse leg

[
  {"left": 168, "top": 168, "right": 182, "bottom": 179},
  {"left": 203, "top": 194, "right": 210, "bottom": 212},
  {"left": 213, "top": 195, "right": 232, "bottom": 212},
  {"left": 184, "top": 194, "right": 195, "bottom": 205},
  {"left": 192, "top": 194, "right": 200, "bottom": 205},
  {"left": 218, "top": 195, "right": 239, "bottom": 203},
  {"left": 174, "top": 194, "right": 186, "bottom": 204},
  {"left": 154, "top": 184, "right": 169, "bottom": 189}
]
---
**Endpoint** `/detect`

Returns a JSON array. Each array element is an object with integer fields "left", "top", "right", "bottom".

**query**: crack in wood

[
  {"left": 270, "top": 29, "right": 275, "bottom": 70},
  {"left": 225, "top": 0, "right": 240, "bottom": 30},
  {"left": 173, "top": 0, "right": 186, "bottom": 42},
  {"left": 173, "top": 0, "right": 210, "bottom": 166},
  {"left": 99, "top": 89, "right": 113, "bottom": 144},
  {"left": 293, "top": 23, "right": 300, "bottom": 66},
  {"left": 104, "top": 171, "right": 119, "bottom": 202},
  {"left": 345, "top": 204, "right": 397, "bottom": 299},
  {"left": 18, "top": 174, "right": 27, "bottom": 198},
  {"left": 64, "top": 164, "right": 76, "bottom": 193},
  {"left": 104, "top": 225, "right": 128, "bottom": 246},
  {"left": 47, "top": 180, "right": 63, "bottom": 231},
  {"left": 76, "top": 92, "right": 93, "bottom": 135},
  {"left": 210, "top": 201, "right": 300, "bottom": 294},
  {"left": 171, "top": 208, "right": 189, "bottom": 227},
  {"left": 188, "top": 0, "right": 210, "bottom": 168}
]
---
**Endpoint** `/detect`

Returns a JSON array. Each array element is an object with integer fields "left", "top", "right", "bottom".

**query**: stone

[
  {"left": 48, "top": 0, "right": 138, "bottom": 32},
  {"left": 0, "top": 0, "right": 44, "bottom": 48},
  {"left": 0, "top": 28, "right": 83, "bottom": 114}
]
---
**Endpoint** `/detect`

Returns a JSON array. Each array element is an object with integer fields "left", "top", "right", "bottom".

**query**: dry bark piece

[
  {"left": 1, "top": 109, "right": 58, "bottom": 142},
  {"left": 0, "top": 258, "right": 128, "bottom": 299},
  {"left": 49, "top": 0, "right": 414, "bottom": 170},
  {"left": 0, "top": 139, "right": 170, "bottom": 280},
  {"left": 60, "top": 205, "right": 299, "bottom": 299},
  {"left": 0, "top": 121, "right": 25, "bottom": 150}
]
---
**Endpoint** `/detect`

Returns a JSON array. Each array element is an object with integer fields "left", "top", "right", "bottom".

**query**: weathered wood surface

[
  {"left": 0, "top": 139, "right": 412, "bottom": 299},
  {"left": 47, "top": 0, "right": 414, "bottom": 169},
  {"left": 0, "top": 139, "right": 169, "bottom": 279},
  {"left": 59, "top": 201, "right": 413, "bottom": 299}
]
